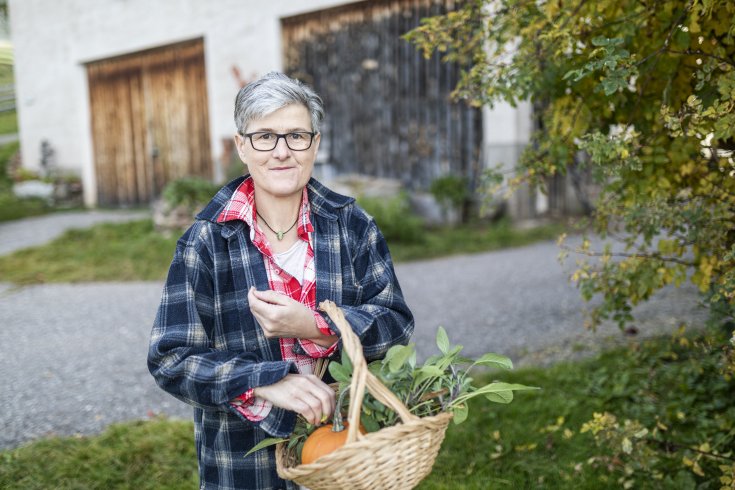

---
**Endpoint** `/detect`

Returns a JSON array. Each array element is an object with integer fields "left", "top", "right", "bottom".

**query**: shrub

[
  {"left": 161, "top": 177, "right": 220, "bottom": 209},
  {"left": 357, "top": 193, "right": 425, "bottom": 245},
  {"left": 429, "top": 175, "right": 468, "bottom": 211}
]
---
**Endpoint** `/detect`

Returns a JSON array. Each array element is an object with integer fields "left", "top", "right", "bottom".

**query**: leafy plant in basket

[
  {"left": 247, "top": 315, "right": 538, "bottom": 466},
  {"left": 330, "top": 325, "right": 538, "bottom": 433}
]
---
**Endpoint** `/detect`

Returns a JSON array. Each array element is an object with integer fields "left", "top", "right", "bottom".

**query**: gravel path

[{"left": 0, "top": 239, "right": 707, "bottom": 450}]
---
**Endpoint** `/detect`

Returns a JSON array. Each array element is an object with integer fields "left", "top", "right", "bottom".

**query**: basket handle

[{"left": 320, "top": 300, "right": 418, "bottom": 445}]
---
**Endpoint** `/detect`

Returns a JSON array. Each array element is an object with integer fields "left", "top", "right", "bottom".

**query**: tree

[{"left": 405, "top": 0, "right": 735, "bottom": 331}]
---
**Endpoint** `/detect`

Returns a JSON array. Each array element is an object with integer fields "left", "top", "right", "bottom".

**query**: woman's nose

[{"left": 271, "top": 137, "right": 290, "bottom": 159}]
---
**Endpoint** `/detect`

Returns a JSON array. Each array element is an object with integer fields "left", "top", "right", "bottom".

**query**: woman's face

[{"left": 235, "top": 103, "right": 320, "bottom": 201}]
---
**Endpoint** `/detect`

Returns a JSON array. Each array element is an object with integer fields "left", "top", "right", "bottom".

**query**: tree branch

[
  {"left": 561, "top": 244, "right": 696, "bottom": 267},
  {"left": 666, "top": 49, "right": 735, "bottom": 67}
]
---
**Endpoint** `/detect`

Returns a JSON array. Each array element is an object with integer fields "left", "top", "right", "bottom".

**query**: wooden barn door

[
  {"left": 87, "top": 39, "right": 211, "bottom": 206},
  {"left": 282, "top": 0, "right": 482, "bottom": 191}
]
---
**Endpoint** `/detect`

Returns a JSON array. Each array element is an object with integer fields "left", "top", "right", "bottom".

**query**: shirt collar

[{"left": 217, "top": 176, "right": 314, "bottom": 241}]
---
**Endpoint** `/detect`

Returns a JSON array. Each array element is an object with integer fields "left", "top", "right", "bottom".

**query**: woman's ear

[
  {"left": 234, "top": 133, "right": 248, "bottom": 161},
  {"left": 311, "top": 132, "right": 321, "bottom": 155}
]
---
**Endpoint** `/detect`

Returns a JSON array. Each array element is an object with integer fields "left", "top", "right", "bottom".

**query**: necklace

[{"left": 256, "top": 211, "right": 298, "bottom": 241}]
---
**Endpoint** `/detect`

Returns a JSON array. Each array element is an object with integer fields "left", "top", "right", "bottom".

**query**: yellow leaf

[{"left": 622, "top": 437, "right": 633, "bottom": 454}]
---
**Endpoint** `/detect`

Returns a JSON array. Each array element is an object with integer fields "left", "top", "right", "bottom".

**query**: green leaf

[
  {"left": 341, "top": 348, "right": 353, "bottom": 373},
  {"left": 453, "top": 382, "right": 539, "bottom": 406},
  {"left": 485, "top": 390, "right": 514, "bottom": 404},
  {"left": 452, "top": 403, "right": 469, "bottom": 424},
  {"left": 360, "top": 412, "right": 381, "bottom": 433},
  {"left": 328, "top": 361, "right": 351, "bottom": 383},
  {"left": 412, "top": 365, "right": 446, "bottom": 386},
  {"left": 244, "top": 437, "right": 288, "bottom": 458},
  {"left": 473, "top": 353, "right": 513, "bottom": 371},
  {"left": 436, "top": 326, "right": 450, "bottom": 354},
  {"left": 387, "top": 344, "right": 416, "bottom": 373}
]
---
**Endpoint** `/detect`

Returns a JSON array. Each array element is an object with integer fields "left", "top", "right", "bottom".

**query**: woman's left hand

[{"left": 248, "top": 287, "right": 330, "bottom": 343}]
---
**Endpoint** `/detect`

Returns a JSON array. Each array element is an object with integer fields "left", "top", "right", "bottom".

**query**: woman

[{"left": 148, "top": 72, "right": 414, "bottom": 489}]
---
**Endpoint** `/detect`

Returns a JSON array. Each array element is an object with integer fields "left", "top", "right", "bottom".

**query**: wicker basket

[{"left": 276, "top": 300, "right": 453, "bottom": 490}]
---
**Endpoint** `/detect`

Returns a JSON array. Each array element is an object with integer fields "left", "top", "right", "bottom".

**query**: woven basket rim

[{"left": 277, "top": 410, "right": 453, "bottom": 475}]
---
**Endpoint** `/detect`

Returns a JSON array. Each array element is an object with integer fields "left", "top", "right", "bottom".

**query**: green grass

[
  {"left": 0, "top": 219, "right": 180, "bottom": 284},
  {"left": 1, "top": 330, "right": 731, "bottom": 489},
  {"left": 0, "top": 194, "right": 52, "bottom": 222},
  {"left": 0, "top": 219, "right": 563, "bottom": 284},
  {"left": 0, "top": 109, "right": 17, "bottom": 134},
  {"left": 389, "top": 219, "right": 564, "bottom": 263},
  {"left": 0, "top": 417, "right": 198, "bottom": 490}
]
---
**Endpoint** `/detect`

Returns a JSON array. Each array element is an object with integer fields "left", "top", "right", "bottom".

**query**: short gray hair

[{"left": 234, "top": 72, "right": 325, "bottom": 134}]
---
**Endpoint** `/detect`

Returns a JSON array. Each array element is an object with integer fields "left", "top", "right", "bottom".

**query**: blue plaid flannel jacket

[{"left": 148, "top": 176, "right": 414, "bottom": 490}]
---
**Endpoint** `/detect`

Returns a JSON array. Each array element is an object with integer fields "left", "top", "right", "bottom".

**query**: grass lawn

[
  {"left": 0, "top": 218, "right": 564, "bottom": 284},
  {"left": 0, "top": 109, "right": 18, "bottom": 134},
  {"left": 1, "top": 329, "right": 731, "bottom": 489}
]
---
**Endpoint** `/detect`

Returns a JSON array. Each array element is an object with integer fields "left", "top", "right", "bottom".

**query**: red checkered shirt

[{"left": 217, "top": 177, "right": 337, "bottom": 421}]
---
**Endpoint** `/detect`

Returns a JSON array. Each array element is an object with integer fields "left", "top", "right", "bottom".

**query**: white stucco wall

[{"left": 8, "top": 0, "right": 348, "bottom": 206}]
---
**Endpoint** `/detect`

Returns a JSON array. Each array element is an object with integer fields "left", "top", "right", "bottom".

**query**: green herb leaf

[
  {"left": 473, "top": 353, "right": 513, "bottom": 371},
  {"left": 360, "top": 412, "right": 381, "bottom": 433},
  {"left": 453, "top": 382, "right": 539, "bottom": 406},
  {"left": 436, "top": 326, "right": 450, "bottom": 354},
  {"left": 452, "top": 403, "right": 469, "bottom": 424},
  {"left": 341, "top": 348, "right": 353, "bottom": 373},
  {"left": 244, "top": 437, "right": 288, "bottom": 458},
  {"left": 412, "top": 365, "right": 446, "bottom": 386},
  {"left": 485, "top": 390, "right": 514, "bottom": 404},
  {"left": 329, "top": 361, "right": 351, "bottom": 383},
  {"left": 387, "top": 344, "right": 416, "bottom": 373}
]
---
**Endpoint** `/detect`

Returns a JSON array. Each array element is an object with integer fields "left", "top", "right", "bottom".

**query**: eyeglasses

[{"left": 241, "top": 131, "right": 317, "bottom": 151}]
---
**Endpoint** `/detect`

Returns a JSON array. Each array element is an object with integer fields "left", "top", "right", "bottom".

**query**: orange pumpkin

[{"left": 301, "top": 422, "right": 366, "bottom": 465}]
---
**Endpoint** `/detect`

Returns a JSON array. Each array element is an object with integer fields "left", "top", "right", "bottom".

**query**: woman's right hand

[{"left": 252, "top": 373, "right": 335, "bottom": 425}]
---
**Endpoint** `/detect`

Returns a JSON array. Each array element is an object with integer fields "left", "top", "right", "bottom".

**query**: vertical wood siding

[
  {"left": 87, "top": 39, "right": 212, "bottom": 206},
  {"left": 282, "top": 0, "right": 482, "bottom": 191}
]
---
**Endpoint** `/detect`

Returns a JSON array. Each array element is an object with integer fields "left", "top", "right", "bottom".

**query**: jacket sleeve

[
  {"left": 147, "top": 226, "right": 297, "bottom": 436},
  {"left": 324, "top": 215, "right": 415, "bottom": 362}
]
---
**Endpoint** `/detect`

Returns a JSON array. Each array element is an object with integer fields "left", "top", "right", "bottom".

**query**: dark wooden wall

[{"left": 282, "top": 0, "right": 482, "bottom": 191}]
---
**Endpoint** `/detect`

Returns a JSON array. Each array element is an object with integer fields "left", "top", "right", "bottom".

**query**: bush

[
  {"left": 357, "top": 193, "right": 425, "bottom": 245},
  {"left": 161, "top": 177, "right": 220, "bottom": 209},
  {"left": 429, "top": 175, "right": 468, "bottom": 211},
  {"left": 0, "top": 140, "right": 19, "bottom": 191}
]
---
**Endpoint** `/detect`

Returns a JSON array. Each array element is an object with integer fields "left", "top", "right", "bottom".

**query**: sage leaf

[
  {"left": 340, "top": 348, "right": 353, "bottom": 373},
  {"left": 329, "top": 362, "right": 351, "bottom": 383},
  {"left": 436, "top": 326, "right": 450, "bottom": 354},
  {"left": 360, "top": 412, "right": 381, "bottom": 433},
  {"left": 485, "top": 390, "right": 514, "bottom": 404},
  {"left": 244, "top": 437, "right": 288, "bottom": 457},
  {"left": 473, "top": 353, "right": 513, "bottom": 371},
  {"left": 452, "top": 403, "right": 469, "bottom": 424},
  {"left": 452, "top": 382, "right": 538, "bottom": 406},
  {"left": 388, "top": 344, "right": 416, "bottom": 373},
  {"left": 413, "top": 365, "right": 445, "bottom": 386}
]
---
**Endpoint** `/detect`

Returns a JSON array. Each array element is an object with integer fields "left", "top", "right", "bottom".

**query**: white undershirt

[{"left": 273, "top": 238, "right": 309, "bottom": 285}]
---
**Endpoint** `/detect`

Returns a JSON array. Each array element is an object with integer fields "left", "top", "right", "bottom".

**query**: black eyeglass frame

[{"left": 240, "top": 131, "right": 317, "bottom": 152}]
